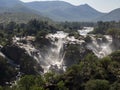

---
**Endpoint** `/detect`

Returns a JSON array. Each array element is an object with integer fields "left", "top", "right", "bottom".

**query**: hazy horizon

[{"left": 20, "top": 0, "right": 120, "bottom": 13}]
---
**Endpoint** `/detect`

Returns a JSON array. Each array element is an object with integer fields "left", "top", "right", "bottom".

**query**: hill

[
  {"left": 0, "top": 12, "right": 48, "bottom": 23},
  {"left": 96, "top": 8, "right": 120, "bottom": 21},
  {"left": 0, "top": 0, "right": 22, "bottom": 8},
  {"left": 0, "top": 0, "right": 120, "bottom": 22},
  {"left": 0, "top": 0, "right": 49, "bottom": 23},
  {"left": 26, "top": 1, "right": 105, "bottom": 21}
]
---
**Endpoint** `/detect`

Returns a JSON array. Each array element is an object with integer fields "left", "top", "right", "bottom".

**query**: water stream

[
  {"left": 87, "top": 35, "right": 113, "bottom": 58},
  {"left": 78, "top": 27, "right": 113, "bottom": 58},
  {"left": 39, "top": 31, "right": 68, "bottom": 73},
  {"left": 11, "top": 27, "right": 115, "bottom": 73}
]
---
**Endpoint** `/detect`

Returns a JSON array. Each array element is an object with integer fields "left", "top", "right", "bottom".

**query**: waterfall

[
  {"left": 78, "top": 27, "right": 94, "bottom": 36},
  {"left": 78, "top": 27, "right": 114, "bottom": 58},
  {"left": 39, "top": 31, "right": 68, "bottom": 73},
  {"left": 12, "top": 33, "right": 68, "bottom": 73},
  {"left": 87, "top": 35, "right": 113, "bottom": 58},
  {"left": 12, "top": 27, "right": 116, "bottom": 73}
]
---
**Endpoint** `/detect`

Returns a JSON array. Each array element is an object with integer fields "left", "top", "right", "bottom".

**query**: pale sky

[{"left": 20, "top": 0, "right": 120, "bottom": 13}]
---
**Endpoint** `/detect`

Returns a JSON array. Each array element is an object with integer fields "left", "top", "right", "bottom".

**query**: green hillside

[{"left": 0, "top": 12, "right": 49, "bottom": 23}]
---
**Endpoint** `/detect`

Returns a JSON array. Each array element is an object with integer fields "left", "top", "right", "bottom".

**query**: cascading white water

[
  {"left": 78, "top": 27, "right": 113, "bottom": 58},
  {"left": 78, "top": 27, "right": 94, "bottom": 36},
  {"left": 99, "top": 35, "right": 113, "bottom": 57},
  {"left": 87, "top": 35, "right": 113, "bottom": 58},
  {"left": 12, "top": 33, "right": 68, "bottom": 73},
  {"left": 40, "top": 31, "right": 68, "bottom": 73},
  {"left": 12, "top": 27, "right": 115, "bottom": 73},
  {"left": 13, "top": 32, "right": 84, "bottom": 73}
]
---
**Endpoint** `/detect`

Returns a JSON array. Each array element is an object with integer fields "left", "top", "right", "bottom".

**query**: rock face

[
  {"left": 0, "top": 55, "right": 17, "bottom": 86},
  {"left": 1, "top": 45, "right": 25, "bottom": 64},
  {"left": 1, "top": 45, "right": 43, "bottom": 74}
]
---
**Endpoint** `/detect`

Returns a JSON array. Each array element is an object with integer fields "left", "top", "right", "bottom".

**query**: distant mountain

[
  {"left": 0, "top": 0, "right": 22, "bottom": 8},
  {"left": 0, "top": 0, "right": 37, "bottom": 13},
  {"left": 96, "top": 8, "right": 120, "bottom": 21},
  {"left": 26, "top": 1, "right": 105, "bottom": 21},
  {"left": 0, "top": 0, "right": 48, "bottom": 23},
  {"left": 0, "top": 0, "right": 120, "bottom": 22}
]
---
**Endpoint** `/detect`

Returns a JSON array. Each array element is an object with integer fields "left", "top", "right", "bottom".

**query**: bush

[
  {"left": 110, "top": 82, "right": 120, "bottom": 90},
  {"left": 85, "top": 79, "right": 109, "bottom": 90}
]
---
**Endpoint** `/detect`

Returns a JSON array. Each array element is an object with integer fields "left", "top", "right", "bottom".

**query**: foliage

[
  {"left": 107, "top": 28, "right": 120, "bottom": 38},
  {"left": 93, "top": 21, "right": 120, "bottom": 35},
  {"left": 1, "top": 49, "right": 120, "bottom": 90},
  {"left": 60, "top": 21, "right": 95, "bottom": 32},
  {"left": 110, "top": 50, "right": 120, "bottom": 62},
  {"left": 0, "top": 19, "right": 120, "bottom": 90},
  {"left": 110, "top": 81, "right": 120, "bottom": 90},
  {"left": 0, "top": 86, "right": 3, "bottom": 90},
  {"left": 17, "top": 75, "right": 45, "bottom": 90},
  {"left": 0, "top": 56, "right": 17, "bottom": 85},
  {"left": 64, "top": 44, "right": 82, "bottom": 66},
  {"left": 85, "top": 79, "right": 109, "bottom": 90},
  {"left": 35, "top": 30, "right": 51, "bottom": 48},
  {"left": 68, "top": 31, "right": 80, "bottom": 39}
]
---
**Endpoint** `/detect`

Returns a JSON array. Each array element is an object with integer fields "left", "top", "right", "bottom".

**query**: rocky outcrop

[
  {"left": 64, "top": 43, "right": 92, "bottom": 67},
  {"left": 1, "top": 45, "right": 43, "bottom": 74},
  {"left": 1, "top": 45, "right": 25, "bottom": 64}
]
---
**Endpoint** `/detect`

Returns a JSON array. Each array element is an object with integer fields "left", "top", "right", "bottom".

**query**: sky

[{"left": 20, "top": 0, "right": 120, "bottom": 13}]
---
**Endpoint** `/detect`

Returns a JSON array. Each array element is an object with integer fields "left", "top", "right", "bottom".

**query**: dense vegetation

[
  {"left": 0, "top": 19, "right": 94, "bottom": 46},
  {"left": 59, "top": 21, "right": 95, "bottom": 32},
  {"left": 93, "top": 21, "right": 120, "bottom": 36},
  {"left": 0, "top": 51, "right": 120, "bottom": 90},
  {"left": 0, "top": 20, "right": 120, "bottom": 90},
  {"left": 0, "top": 19, "right": 57, "bottom": 46}
]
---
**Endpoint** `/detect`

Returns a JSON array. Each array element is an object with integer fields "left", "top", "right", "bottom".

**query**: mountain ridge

[
  {"left": 96, "top": 8, "right": 120, "bottom": 21},
  {"left": 0, "top": 0, "right": 120, "bottom": 22},
  {"left": 0, "top": 0, "right": 22, "bottom": 7},
  {"left": 0, "top": 0, "right": 49, "bottom": 23},
  {"left": 26, "top": 1, "right": 105, "bottom": 21}
]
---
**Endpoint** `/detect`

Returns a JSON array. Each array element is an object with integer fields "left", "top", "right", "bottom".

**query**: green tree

[
  {"left": 107, "top": 28, "right": 120, "bottom": 38},
  {"left": 110, "top": 82, "right": 120, "bottom": 90},
  {"left": 57, "top": 81, "right": 68, "bottom": 90},
  {"left": 110, "top": 50, "right": 120, "bottom": 63},
  {"left": 18, "top": 75, "right": 35, "bottom": 90},
  {"left": 0, "top": 86, "right": 3, "bottom": 90},
  {"left": 85, "top": 79, "right": 109, "bottom": 90},
  {"left": 100, "top": 56, "right": 112, "bottom": 70}
]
